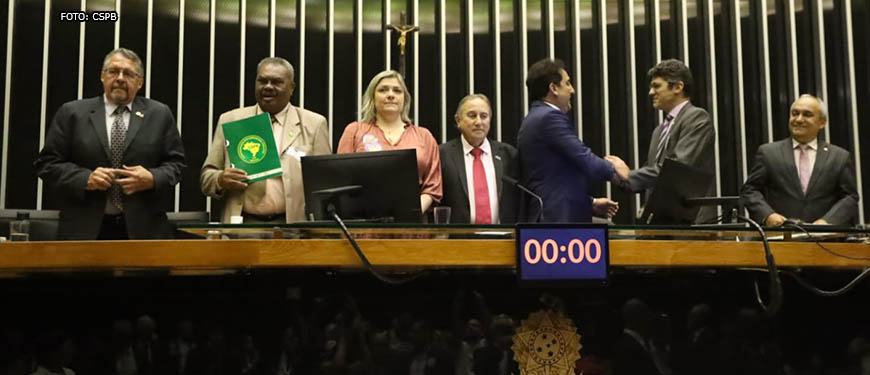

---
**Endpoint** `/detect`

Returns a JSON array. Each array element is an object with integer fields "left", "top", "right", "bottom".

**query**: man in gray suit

[
  {"left": 741, "top": 95, "right": 858, "bottom": 226},
  {"left": 608, "top": 59, "right": 716, "bottom": 223}
]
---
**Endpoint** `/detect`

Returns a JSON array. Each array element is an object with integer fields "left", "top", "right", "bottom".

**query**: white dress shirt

[
  {"left": 104, "top": 95, "right": 133, "bottom": 148},
  {"left": 462, "top": 136, "right": 499, "bottom": 224},
  {"left": 792, "top": 137, "right": 818, "bottom": 182}
]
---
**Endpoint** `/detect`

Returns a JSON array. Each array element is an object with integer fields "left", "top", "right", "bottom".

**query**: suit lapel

[
  {"left": 281, "top": 106, "right": 302, "bottom": 153},
  {"left": 806, "top": 141, "right": 829, "bottom": 194},
  {"left": 123, "top": 97, "right": 145, "bottom": 154},
  {"left": 89, "top": 97, "right": 111, "bottom": 160},
  {"left": 492, "top": 141, "right": 505, "bottom": 199},
  {"left": 657, "top": 102, "right": 692, "bottom": 161},
  {"left": 779, "top": 139, "right": 802, "bottom": 194},
  {"left": 450, "top": 140, "right": 469, "bottom": 198}
]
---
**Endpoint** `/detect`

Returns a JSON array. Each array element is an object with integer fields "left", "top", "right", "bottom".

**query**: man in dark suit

[
  {"left": 439, "top": 94, "right": 519, "bottom": 224},
  {"left": 741, "top": 94, "right": 858, "bottom": 226},
  {"left": 34, "top": 48, "right": 186, "bottom": 240},
  {"left": 612, "top": 299, "right": 658, "bottom": 375},
  {"left": 517, "top": 59, "right": 627, "bottom": 223},
  {"left": 609, "top": 59, "right": 716, "bottom": 224}
]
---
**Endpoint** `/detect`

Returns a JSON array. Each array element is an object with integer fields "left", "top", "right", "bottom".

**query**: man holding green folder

[{"left": 201, "top": 57, "right": 331, "bottom": 223}]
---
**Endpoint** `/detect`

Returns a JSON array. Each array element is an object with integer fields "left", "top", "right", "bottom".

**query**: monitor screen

[
  {"left": 301, "top": 149, "right": 422, "bottom": 223},
  {"left": 640, "top": 158, "right": 714, "bottom": 225}
]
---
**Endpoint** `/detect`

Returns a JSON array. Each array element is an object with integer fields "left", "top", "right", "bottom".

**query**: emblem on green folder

[{"left": 237, "top": 135, "right": 268, "bottom": 164}]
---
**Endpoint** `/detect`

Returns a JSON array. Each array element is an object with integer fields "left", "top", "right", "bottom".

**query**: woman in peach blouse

[{"left": 337, "top": 70, "right": 442, "bottom": 213}]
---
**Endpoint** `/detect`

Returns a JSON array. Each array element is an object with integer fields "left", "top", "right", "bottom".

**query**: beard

[{"left": 109, "top": 88, "right": 131, "bottom": 104}]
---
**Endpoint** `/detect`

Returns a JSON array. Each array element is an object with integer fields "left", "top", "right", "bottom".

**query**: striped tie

[{"left": 654, "top": 114, "right": 674, "bottom": 162}]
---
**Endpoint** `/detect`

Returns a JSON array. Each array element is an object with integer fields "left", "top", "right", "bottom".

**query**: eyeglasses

[{"left": 103, "top": 67, "right": 141, "bottom": 79}]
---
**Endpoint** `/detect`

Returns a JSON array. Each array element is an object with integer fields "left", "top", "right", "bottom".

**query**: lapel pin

[
  {"left": 135, "top": 111, "right": 144, "bottom": 118},
  {"left": 823, "top": 146, "right": 828, "bottom": 151},
  {"left": 495, "top": 155, "right": 502, "bottom": 160}
]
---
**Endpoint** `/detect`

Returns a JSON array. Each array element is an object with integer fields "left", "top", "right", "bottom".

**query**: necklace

[{"left": 378, "top": 123, "right": 405, "bottom": 145}]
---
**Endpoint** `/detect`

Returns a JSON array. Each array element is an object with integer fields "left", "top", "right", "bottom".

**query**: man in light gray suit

[
  {"left": 201, "top": 57, "right": 331, "bottom": 223},
  {"left": 740, "top": 95, "right": 858, "bottom": 226},
  {"left": 608, "top": 59, "right": 716, "bottom": 223}
]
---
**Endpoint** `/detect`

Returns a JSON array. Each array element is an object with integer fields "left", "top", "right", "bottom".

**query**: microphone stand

[{"left": 502, "top": 175, "right": 544, "bottom": 222}]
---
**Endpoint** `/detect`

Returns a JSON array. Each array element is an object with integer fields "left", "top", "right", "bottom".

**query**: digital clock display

[{"left": 516, "top": 224, "right": 609, "bottom": 284}]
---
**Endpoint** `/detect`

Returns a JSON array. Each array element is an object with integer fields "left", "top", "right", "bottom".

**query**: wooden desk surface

[{"left": 0, "top": 238, "right": 867, "bottom": 270}]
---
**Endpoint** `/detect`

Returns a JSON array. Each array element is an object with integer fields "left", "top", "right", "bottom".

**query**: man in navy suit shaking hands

[{"left": 517, "top": 59, "right": 629, "bottom": 222}]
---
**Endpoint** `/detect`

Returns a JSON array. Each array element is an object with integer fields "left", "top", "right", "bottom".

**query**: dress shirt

[
  {"left": 543, "top": 101, "right": 561, "bottom": 111},
  {"left": 242, "top": 103, "right": 290, "bottom": 215},
  {"left": 462, "top": 136, "right": 499, "bottom": 224},
  {"left": 104, "top": 95, "right": 133, "bottom": 148},
  {"left": 792, "top": 137, "right": 818, "bottom": 182}
]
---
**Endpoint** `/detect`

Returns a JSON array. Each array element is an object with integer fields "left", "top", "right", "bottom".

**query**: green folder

[{"left": 222, "top": 113, "right": 283, "bottom": 183}]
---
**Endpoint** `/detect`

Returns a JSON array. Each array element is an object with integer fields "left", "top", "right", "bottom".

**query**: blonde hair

[{"left": 360, "top": 70, "right": 412, "bottom": 123}]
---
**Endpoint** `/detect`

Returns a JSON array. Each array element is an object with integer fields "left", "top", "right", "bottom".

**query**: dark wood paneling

[
  {"left": 275, "top": 0, "right": 300, "bottom": 106},
  {"left": 443, "top": 0, "right": 464, "bottom": 142},
  {"left": 713, "top": 0, "right": 739, "bottom": 197},
  {"left": 498, "top": 0, "right": 521, "bottom": 145},
  {"left": 332, "top": 0, "right": 357, "bottom": 150},
  {"left": 302, "top": 0, "right": 328, "bottom": 117},
  {"left": 41, "top": 0, "right": 82, "bottom": 210},
  {"left": 179, "top": 0, "right": 211, "bottom": 211},
  {"left": 7, "top": 0, "right": 45, "bottom": 208},
  {"left": 853, "top": 0, "right": 869, "bottom": 221},
  {"left": 417, "top": 0, "right": 441, "bottom": 142}
]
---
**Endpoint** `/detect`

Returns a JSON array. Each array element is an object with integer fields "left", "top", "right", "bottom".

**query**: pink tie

[
  {"left": 799, "top": 145, "right": 810, "bottom": 194},
  {"left": 471, "top": 147, "right": 492, "bottom": 224}
]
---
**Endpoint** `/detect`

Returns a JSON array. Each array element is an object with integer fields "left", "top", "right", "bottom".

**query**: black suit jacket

[
  {"left": 741, "top": 137, "right": 858, "bottom": 225},
  {"left": 438, "top": 138, "right": 520, "bottom": 224},
  {"left": 34, "top": 95, "right": 186, "bottom": 240},
  {"left": 611, "top": 333, "right": 658, "bottom": 375}
]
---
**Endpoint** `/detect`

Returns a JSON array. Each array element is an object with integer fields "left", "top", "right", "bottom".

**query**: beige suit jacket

[{"left": 200, "top": 104, "right": 331, "bottom": 222}]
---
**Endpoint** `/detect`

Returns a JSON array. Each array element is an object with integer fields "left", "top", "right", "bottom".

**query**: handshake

[
  {"left": 589, "top": 155, "right": 631, "bottom": 220},
  {"left": 604, "top": 155, "right": 630, "bottom": 184}
]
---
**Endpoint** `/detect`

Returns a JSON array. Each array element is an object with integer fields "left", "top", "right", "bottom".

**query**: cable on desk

[
  {"left": 739, "top": 267, "right": 870, "bottom": 298},
  {"left": 782, "top": 267, "right": 870, "bottom": 297},
  {"left": 783, "top": 222, "right": 870, "bottom": 261},
  {"left": 330, "top": 209, "right": 426, "bottom": 285},
  {"left": 736, "top": 215, "right": 783, "bottom": 317}
]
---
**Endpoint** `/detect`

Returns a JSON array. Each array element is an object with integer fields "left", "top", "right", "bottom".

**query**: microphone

[{"left": 502, "top": 175, "right": 544, "bottom": 222}]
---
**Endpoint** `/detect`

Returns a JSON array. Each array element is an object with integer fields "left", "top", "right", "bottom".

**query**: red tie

[{"left": 471, "top": 147, "right": 492, "bottom": 224}]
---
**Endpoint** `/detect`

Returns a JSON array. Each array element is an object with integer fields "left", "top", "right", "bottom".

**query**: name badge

[{"left": 284, "top": 146, "right": 306, "bottom": 160}]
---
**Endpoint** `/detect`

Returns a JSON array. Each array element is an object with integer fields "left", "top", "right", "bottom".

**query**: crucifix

[{"left": 386, "top": 12, "right": 419, "bottom": 78}]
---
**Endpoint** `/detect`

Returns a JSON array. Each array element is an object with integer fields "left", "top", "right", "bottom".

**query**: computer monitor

[
  {"left": 640, "top": 158, "right": 714, "bottom": 225},
  {"left": 301, "top": 149, "right": 422, "bottom": 223}
]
